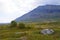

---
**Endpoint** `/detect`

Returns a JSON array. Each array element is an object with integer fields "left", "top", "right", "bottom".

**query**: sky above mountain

[{"left": 0, "top": 0, "right": 60, "bottom": 23}]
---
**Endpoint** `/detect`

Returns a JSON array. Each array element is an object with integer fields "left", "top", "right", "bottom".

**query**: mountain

[{"left": 15, "top": 5, "right": 60, "bottom": 23}]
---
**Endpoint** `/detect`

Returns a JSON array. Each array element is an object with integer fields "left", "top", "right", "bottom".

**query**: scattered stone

[
  {"left": 41, "top": 29, "right": 54, "bottom": 35},
  {"left": 15, "top": 32, "right": 25, "bottom": 34},
  {"left": 19, "top": 36, "right": 27, "bottom": 40}
]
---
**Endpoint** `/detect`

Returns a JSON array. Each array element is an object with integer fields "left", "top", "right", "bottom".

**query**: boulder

[{"left": 41, "top": 29, "right": 54, "bottom": 35}]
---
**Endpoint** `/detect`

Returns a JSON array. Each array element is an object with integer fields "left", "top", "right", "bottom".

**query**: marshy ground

[{"left": 0, "top": 22, "right": 60, "bottom": 40}]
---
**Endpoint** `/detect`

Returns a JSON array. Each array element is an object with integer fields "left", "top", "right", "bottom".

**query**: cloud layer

[{"left": 0, "top": 0, "right": 60, "bottom": 23}]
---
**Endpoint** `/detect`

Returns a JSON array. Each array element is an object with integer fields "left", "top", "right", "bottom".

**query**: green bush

[
  {"left": 10, "top": 21, "right": 17, "bottom": 27},
  {"left": 26, "top": 25, "right": 32, "bottom": 29},
  {"left": 18, "top": 23, "right": 25, "bottom": 29}
]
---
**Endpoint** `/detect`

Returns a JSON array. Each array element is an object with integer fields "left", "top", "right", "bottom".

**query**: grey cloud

[{"left": 35, "top": 0, "right": 60, "bottom": 5}]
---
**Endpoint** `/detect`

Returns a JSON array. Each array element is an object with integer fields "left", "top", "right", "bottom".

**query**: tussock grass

[{"left": 0, "top": 22, "right": 60, "bottom": 40}]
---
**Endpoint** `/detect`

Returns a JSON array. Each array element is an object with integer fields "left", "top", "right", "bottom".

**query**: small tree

[
  {"left": 10, "top": 21, "right": 17, "bottom": 27},
  {"left": 18, "top": 23, "right": 25, "bottom": 29}
]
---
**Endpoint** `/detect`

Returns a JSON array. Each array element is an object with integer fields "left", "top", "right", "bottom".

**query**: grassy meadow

[{"left": 0, "top": 22, "right": 60, "bottom": 40}]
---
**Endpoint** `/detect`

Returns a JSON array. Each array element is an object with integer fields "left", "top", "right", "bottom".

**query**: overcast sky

[{"left": 0, "top": 0, "right": 60, "bottom": 23}]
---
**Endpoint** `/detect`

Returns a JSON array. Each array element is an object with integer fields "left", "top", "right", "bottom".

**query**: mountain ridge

[{"left": 15, "top": 5, "right": 60, "bottom": 22}]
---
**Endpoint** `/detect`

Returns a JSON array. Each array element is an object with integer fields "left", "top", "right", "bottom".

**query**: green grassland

[{"left": 0, "top": 22, "right": 60, "bottom": 40}]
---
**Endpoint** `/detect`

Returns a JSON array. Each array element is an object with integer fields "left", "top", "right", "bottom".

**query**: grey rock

[{"left": 41, "top": 29, "right": 54, "bottom": 35}]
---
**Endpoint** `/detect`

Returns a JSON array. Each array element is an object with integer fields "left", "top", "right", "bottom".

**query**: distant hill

[{"left": 15, "top": 5, "right": 60, "bottom": 23}]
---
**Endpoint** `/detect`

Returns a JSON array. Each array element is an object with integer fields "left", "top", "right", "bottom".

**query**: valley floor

[{"left": 0, "top": 22, "right": 60, "bottom": 40}]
